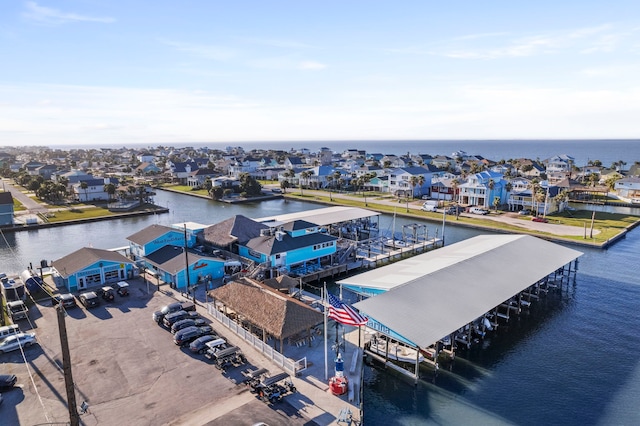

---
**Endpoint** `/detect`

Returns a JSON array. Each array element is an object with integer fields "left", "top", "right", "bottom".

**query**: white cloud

[
  {"left": 298, "top": 61, "right": 327, "bottom": 70},
  {"left": 23, "top": 1, "right": 115, "bottom": 25},
  {"left": 2, "top": 81, "right": 640, "bottom": 145}
]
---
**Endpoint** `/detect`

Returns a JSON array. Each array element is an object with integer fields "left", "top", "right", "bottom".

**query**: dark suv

[
  {"left": 163, "top": 310, "right": 199, "bottom": 328},
  {"left": 79, "top": 291, "right": 99, "bottom": 308},
  {"left": 171, "top": 318, "right": 206, "bottom": 334},
  {"left": 174, "top": 325, "right": 214, "bottom": 346},
  {"left": 53, "top": 293, "right": 77, "bottom": 308}
]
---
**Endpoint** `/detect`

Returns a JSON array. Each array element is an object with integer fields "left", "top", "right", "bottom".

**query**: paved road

[
  {"left": 2, "top": 178, "right": 47, "bottom": 213},
  {"left": 271, "top": 186, "right": 593, "bottom": 237}
]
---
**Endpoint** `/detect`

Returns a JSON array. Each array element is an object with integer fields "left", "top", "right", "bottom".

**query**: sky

[{"left": 1, "top": 1, "right": 640, "bottom": 147}]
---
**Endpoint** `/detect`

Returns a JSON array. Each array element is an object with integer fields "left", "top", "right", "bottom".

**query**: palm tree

[
  {"left": 104, "top": 183, "right": 116, "bottom": 201},
  {"left": 299, "top": 170, "right": 310, "bottom": 195},
  {"left": 79, "top": 181, "right": 89, "bottom": 202},
  {"left": 529, "top": 179, "right": 540, "bottom": 214},
  {"left": 451, "top": 178, "right": 460, "bottom": 204},
  {"left": 487, "top": 179, "right": 495, "bottom": 208},
  {"left": 409, "top": 176, "right": 418, "bottom": 199},
  {"left": 417, "top": 175, "right": 425, "bottom": 198},
  {"left": 326, "top": 175, "right": 334, "bottom": 201}
]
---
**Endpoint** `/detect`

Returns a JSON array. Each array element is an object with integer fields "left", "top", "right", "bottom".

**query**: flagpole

[{"left": 323, "top": 281, "right": 328, "bottom": 381}]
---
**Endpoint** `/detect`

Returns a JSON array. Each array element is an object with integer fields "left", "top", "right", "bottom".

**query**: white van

[
  {"left": 470, "top": 207, "right": 489, "bottom": 215},
  {"left": 0, "top": 324, "right": 20, "bottom": 341},
  {"left": 421, "top": 201, "right": 438, "bottom": 212}
]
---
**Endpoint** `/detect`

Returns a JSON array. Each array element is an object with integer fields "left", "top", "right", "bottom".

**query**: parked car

[
  {"left": 0, "top": 333, "right": 37, "bottom": 354},
  {"left": 189, "top": 334, "right": 219, "bottom": 354},
  {"left": 114, "top": 281, "right": 130, "bottom": 296},
  {"left": 532, "top": 216, "right": 549, "bottom": 223},
  {"left": 445, "top": 206, "right": 464, "bottom": 215},
  {"left": 174, "top": 325, "right": 214, "bottom": 347},
  {"left": 518, "top": 209, "right": 532, "bottom": 215},
  {"left": 5, "top": 300, "right": 28, "bottom": 321},
  {"left": 153, "top": 301, "right": 196, "bottom": 323},
  {"left": 100, "top": 286, "right": 115, "bottom": 301},
  {"left": 171, "top": 318, "right": 206, "bottom": 334},
  {"left": 79, "top": 291, "right": 99, "bottom": 308},
  {"left": 53, "top": 293, "right": 77, "bottom": 308},
  {"left": 0, "top": 374, "right": 17, "bottom": 389},
  {"left": 470, "top": 207, "right": 489, "bottom": 215},
  {"left": 163, "top": 310, "right": 199, "bottom": 328}
]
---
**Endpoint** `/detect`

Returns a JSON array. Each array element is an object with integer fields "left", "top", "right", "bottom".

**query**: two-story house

[{"left": 458, "top": 171, "right": 507, "bottom": 208}]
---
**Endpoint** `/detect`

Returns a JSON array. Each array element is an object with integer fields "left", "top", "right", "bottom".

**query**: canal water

[{"left": 1, "top": 190, "right": 639, "bottom": 426}]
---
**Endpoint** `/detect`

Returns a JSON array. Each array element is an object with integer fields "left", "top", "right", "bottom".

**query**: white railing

[{"left": 207, "top": 303, "right": 305, "bottom": 376}]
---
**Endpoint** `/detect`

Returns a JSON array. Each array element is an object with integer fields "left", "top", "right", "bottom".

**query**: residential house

[
  {"left": 228, "top": 156, "right": 261, "bottom": 179},
  {"left": 458, "top": 171, "right": 507, "bottom": 208},
  {"left": 614, "top": 177, "right": 640, "bottom": 202},
  {"left": 508, "top": 180, "right": 564, "bottom": 214},
  {"left": 544, "top": 155, "right": 575, "bottom": 183},
  {"left": 72, "top": 178, "right": 112, "bottom": 202},
  {"left": 135, "top": 162, "right": 161, "bottom": 175},
  {"left": 388, "top": 166, "right": 433, "bottom": 197},
  {"left": 431, "top": 155, "right": 456, "bottom": 170},
  {"left": 35, "top": 164, "right": 58, "bottom": 180},
  {"left": 284, "top": 156, "right": 305, "bottom": 169},
  {"left": 167, "top": 161, "right": 198, "bottom": 183},
  {"left": 187, "top": 168, "right": 218, "bottom": 188}
]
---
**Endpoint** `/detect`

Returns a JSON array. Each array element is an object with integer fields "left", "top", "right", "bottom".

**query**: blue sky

[{"left": 2, "top": 1, "right": 640, "bottom": 146}]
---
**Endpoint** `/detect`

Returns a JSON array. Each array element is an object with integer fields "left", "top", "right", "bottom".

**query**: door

[{"left": 78, "top": 277, "right": 87, "bottom": 290}]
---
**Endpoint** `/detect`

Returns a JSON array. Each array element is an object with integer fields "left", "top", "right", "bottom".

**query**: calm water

[{"left": 57, "top": 139, "right": 640, "bottom": 169}]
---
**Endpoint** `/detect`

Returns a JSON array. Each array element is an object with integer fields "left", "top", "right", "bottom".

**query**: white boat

[
  {"left": 384, "top": 239, "right": 408, "bottom": 249},
  {"left": 368, "top": 335, "right": 425, "bottom": 364}
]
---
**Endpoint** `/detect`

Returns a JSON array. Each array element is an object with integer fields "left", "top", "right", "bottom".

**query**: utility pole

[
  {"left": 183, "top": 224, "right": 194, "bottom": 303},
  {"left": 57, "top": 304, "right": 80, "bottom": 426}
]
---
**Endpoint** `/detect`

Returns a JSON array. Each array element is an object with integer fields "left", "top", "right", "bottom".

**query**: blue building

[
  {"left": 240, "top": 219, "right": 338, "bottom": 276},
  {"left": 51, "top": 247, "right": 136, "bottom": 292},
  {"left": 127, "top": 222, "right": 226, "bottom": 290},
  {"left": 0, "top": 192, "right": 14, "bottom": 226}
]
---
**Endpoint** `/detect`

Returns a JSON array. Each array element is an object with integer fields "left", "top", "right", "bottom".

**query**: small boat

[
  {"left": 368, "top": 335, "right": 425, "bottom": 364},
  {"left": 384, "top": 239, "right": 408, "bottom": 249}
]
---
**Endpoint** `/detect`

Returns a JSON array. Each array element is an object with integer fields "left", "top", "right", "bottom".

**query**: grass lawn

[
  {"left": 46, "top": 206, "right": 115, "bottom": 222},
  {"left": 286, "top": 192, "right": 639, "bottom": 246}
]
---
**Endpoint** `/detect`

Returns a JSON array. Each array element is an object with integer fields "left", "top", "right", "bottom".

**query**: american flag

[{"left": 327, "top": 293, "right": 368, "bottom": 326}]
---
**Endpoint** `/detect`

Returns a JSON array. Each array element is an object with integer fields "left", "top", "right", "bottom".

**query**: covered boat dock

[{"left": 338, "top": 234, "right": 583, "bottom": 382}]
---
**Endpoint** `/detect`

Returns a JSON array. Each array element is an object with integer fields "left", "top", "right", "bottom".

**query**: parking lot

[{"left": 1, "top": 279, "right": 309, "bottom": 425}]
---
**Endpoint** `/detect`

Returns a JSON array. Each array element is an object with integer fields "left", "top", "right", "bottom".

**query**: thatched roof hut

[{"left": 209, "top": 277, "right": 323, "bottom": 353}]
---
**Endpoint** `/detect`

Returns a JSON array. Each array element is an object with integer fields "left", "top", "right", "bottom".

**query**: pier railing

[{"left": 206, "top": 303, "right": 303, "bottom": 376}]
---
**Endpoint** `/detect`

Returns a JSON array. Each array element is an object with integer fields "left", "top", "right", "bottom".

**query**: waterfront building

[
  {"left": 0, "top": 191, "right": 14, "bottom": 226},
  {"left": 51, "top": 247, "right": 136, "bottom": 292},
  {"left": 387, "top": 166, "right": 433, "bottom": 198},
  {"left": 457, "top": 170, "right": 507, "bottom": 208},
  {"left": 339, "top": 234, "right": 582, "bottom": 381}
]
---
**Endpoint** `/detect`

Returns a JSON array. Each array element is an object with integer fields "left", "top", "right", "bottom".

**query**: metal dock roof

[
  {"left": 255, "top": 206, "right": 380, "bottom": 227},
  {"left": 352, "top": 234, "right": 583, "bottom": 348}
]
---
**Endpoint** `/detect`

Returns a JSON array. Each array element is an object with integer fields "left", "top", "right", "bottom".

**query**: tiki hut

[{"left": 209, "top": 277, "right": 323, "bottom": 354}]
